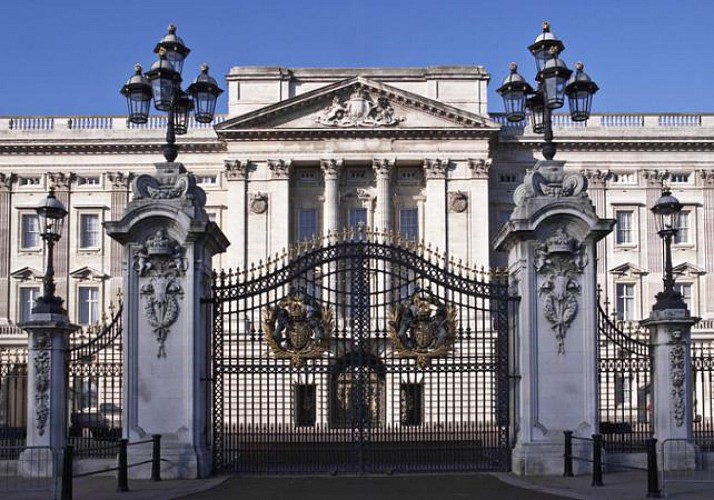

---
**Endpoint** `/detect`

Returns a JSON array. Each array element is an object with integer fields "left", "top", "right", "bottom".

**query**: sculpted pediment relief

[
  {"left": 215, "top": 77, "right": 499, "bottom": 137},
  {"left": 10, "top": 267, "right": 43, "bottom": 282},
  {"left": 609, "top": 262, "right": 648, "bottom": 278}
]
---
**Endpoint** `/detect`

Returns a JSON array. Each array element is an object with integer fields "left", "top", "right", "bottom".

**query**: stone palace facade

[{"left": 0, "top": 65, "right": 713, "bottom": 342}]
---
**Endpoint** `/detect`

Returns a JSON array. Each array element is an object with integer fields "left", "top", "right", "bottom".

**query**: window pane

[
  {"left": 21, "top": 214, "right": 40, "bottom": 249},
  {"left": 80, "top": 214, "right": 100, "bottom": 248},
  {"left": 674, "top": 211, "right": 689, "bottom": 244},
  {"left": 298, "top": 209, "right": 318, "bottom": 241},
  {"left": 294, "top": 384, "right": 316, "bottom": 427},
  {"left": 349, "top": 208, "right": 368, "bottom": 241},
  {"left": 675, "top": 283, "right": 692, "bottom": 310},
  {"left": 399, "top": 208, "right": 419, "bottom": 241},
  {"left": 19, "top": 287, "right": 40, "bottom": 323},
  {"left": 400, "top": 383, "right": 423, "bottom": 426},
  {"left": 79, "top": 287, "right": 99, "bottom": 325},
  {"left": 616, "top": 284, "right": 635, "bottom": 321},
  {"left": 615, "top": 211, "right": 632, "bottom": 245}
]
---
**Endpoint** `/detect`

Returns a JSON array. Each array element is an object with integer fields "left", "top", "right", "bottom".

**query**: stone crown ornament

[{"left": 315, "top": 87, "right": 404, "bottom": 128}]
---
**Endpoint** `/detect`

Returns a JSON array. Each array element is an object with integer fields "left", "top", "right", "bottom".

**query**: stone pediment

[
  {"left": 215, "top": 77, "right": 499, "bottom": 139},
  {"left": 69, "top": 266, "right": 110, "bottom": 282},
  {"left": 673, "top": 262, "right": 705, "bottom": 277},
  {"left": 609, "top": 262, "right": 648, "bottom": 277},
  {"left": 10, "top": 267, "right": 43, "bottom": 282}
]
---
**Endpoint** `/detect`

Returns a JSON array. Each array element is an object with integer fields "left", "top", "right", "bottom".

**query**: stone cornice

[
  {"left": 496, "top": 138, "right": 714, "bottom": 153},
  {"left": 218, "top": 128, "right": 493, "bottom": 141},
  {"left": 0, "top": 140, "right": 225, "bottom": 156}
]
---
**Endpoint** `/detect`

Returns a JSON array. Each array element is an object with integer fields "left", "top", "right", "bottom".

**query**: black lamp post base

[
  {"left": 653, "top": 289, "right": 687, "bottom": 311},
  {"left": 31, "top": 295, "right": 67, "bottom": 316}
]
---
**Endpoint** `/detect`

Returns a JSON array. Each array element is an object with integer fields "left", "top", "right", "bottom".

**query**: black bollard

[
  {"left": 61, "top": 445, "right": 73, "bottom": 500},
  {"left": 563, "top": 430, "right": 574, "bottom": 477},
  {"left": 117, "top": 438, "right": 129, "bottom": 492},
  {"left": 646, "top": 438, "right": 661, "bottom": 498},
  {"left": 591, "top": 433, "right": 604, "bottom": 486},
  {"left": 151, "top": 434, "right": 162, "bottom": 481}
]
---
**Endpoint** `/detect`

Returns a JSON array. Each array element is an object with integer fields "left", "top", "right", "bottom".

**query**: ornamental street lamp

[
  {"left": 32, "top": 188, "right": 68, "bottom": 315},
  {"left": 651, "top": 187, "right": 687, "bottom": 310},
  {"left": 121, "top": 24, "right": 223, "bottom": 162},
  {"left": 497, "top": 21, "right": 599, "bottom": 160}
]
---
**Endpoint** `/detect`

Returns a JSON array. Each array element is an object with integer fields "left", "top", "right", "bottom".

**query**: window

[
  {"left": 196, "top": 175, "right": 217, "bottom": 185},
  {"left": 18, "top": 177, "right": 40, "bottom": 187},
  {"left": 612, "top": 173, "right": 636, "bottom": 185},
  {"left": 670, "top": 173, "right": 690, "bottom": 184},
  {"left": 674, "top": 283, "right": 692, "bottom": 310},
  {"left": 399, "top": 208, "right": 419, "bottom": 241},
  {"left": 79, "top": 214, "right": 100, "bottom": 249},
  {"left": 616, "top": 283, "right": 636, "bottom": 321},
  {"left": 674, "top": 211, "right": 690, "bottom": 244},
  {"left": 400, "top": 383, "right": 423, "bottom": 426},
  {"left": 20, "top": 214, "right": 40, "bottom": 249},
  {"left": 78, "top": 287, "right": 99, "bottom": 325},
  {"left": 294, "top": 384, "right": 316, "bottom": 427},
  {"left": 349, "top": 208, "right": 368, "bottom": 229},
  {"left": 298, "top": 209, "right": 318, "bottom": 241},
  {"left": 77, "top": 176, "right": 100, "bottom": 186},
  {"left": 615, "top": 211, "right": 633, "bottom": 245},
  {"left": 19, "top": 287, "right": 40, "bottom": 323},
  {"left": 615, "top": 375, "right": 632, "bottom": 406}
]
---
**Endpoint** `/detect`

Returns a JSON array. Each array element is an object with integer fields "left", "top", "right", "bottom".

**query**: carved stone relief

[
  {"left": 315, "top": 87, "right": 404, "bottom": 128},
  {"left": 268, "top": 159, "right": 291, "bottom": 179},
  {"left": 642, "top": 169, "right": 669, "bottom": 187},
  {"left": 33, "top": 333, "right": 51, "bottom": 436},
  {"left": 534, "top": 227, "right": 588, "bottom": 354},
  {"left": 468, "top": 158, "right": 491, "bottom": 179},
  {"left": 249, "top": 192, "right": 268, "bottom": 214},
  {"left": 107, "top": 172, "right": 132, "bottom": 190},
  {"left": 669, "top": 328, "right": 686, "bottom": 427},
  {"left": 224, "top": 160, "right": 250, "bottom": 181},
  {"left": 515, "top": 164, "right": 588, "bottom": 206},
  {"left": 133, "top": 229, "right": 187, "bottom": 358},
  {"left": 423, "top": 159, "right": 449, "bottom": 180},
  {"left": 449, "top": 192, "right": 468, "bottom": 213}
]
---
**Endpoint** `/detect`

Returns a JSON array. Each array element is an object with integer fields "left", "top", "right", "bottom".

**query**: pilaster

[
  {"left": 699, "top": 169, "right": 714, "bottom": 316},
  {"left": 372, "top": 159, "right": 393, "bottom": 233},
  {"left": 0, "top": 173, "right": 15, "bottom": 320},
  {"left": 107, "top": 172, "right": 132, "bottom": 300},
  {"left": 224, "top": 159, "right": 250, "bottom": 270},
  {"left": 320, "top": 159, "right": 342, "bottom": 238},
  {"left": 47, "top": 172, "right": 73, "bottom": 306},
  {"left": 268, "top": 159, "right": 291, "bottom": 256},
  {"left": 582, "top": 169, "right": 612, "bottom": 283},
  {"left": 423, "top": 159, "right": 448, "bottom": 253}
]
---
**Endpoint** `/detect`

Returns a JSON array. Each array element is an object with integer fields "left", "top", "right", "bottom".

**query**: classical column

[
  {"left": 107, "top": 172, "right": 132, "bottom": 301},
  {"left": 48, "top": 173, "right": 73, "bottom": 306},
  {"left": 642, "top": 170, "right": 669, "bottom": 276},
  {"left": 224, "top": 160, "right": 250, "bottom": 270},
  {"left": 372, "top": 159, "right": 393, "bottom": 233},
  {"left": 268, "top": 159, "right": 291, "bottom": 256},
  {"left": 641, "top": 308, "right": 699, "bottom": 470},
  {"left": 320, "top": 159, "right": 342, "bottom": 238},
  {"left": 423, "top": 159, "right": 448, "bottom": 254},
  {"left": 699, "top": 170, "right": 714, "bottom": 315},
  {"left": 467, "top": 158, "right": 491, "bottom": 266},
  {"left": 105, "top": 161, "right": 229, "bottom": 478},
  {"left": 494, "top": 160, "right": 615, "bottom": 476},
  {"left": 0, "top": 173, "right": 14, "bottom": 320}
]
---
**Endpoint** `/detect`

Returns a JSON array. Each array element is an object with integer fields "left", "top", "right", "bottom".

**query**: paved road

[{"left": 180, "top": 474, "right": 572, "bottom": 500}]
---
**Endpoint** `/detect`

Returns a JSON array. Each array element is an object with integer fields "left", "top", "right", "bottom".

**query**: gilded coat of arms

[
  {"left": 263, "top": 289, "right": 333, "bottom": 367},
  {"left": 389, "top": 289, "right": 457, "bottom": 368}
]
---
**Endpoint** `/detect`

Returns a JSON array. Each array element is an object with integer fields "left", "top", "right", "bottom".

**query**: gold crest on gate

[
  {"left": 388, "top": 289, "right": 457, "bottom": 369},
  {"left": 263, "top": 289, "right": 333, "bottom": 367}
]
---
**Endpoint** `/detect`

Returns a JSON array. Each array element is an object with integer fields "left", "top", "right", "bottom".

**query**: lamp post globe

[
  {"left": 651, "top": 187, "right": 687, "bottom": 311},
  {"left": 121, "top": 25, "right": 223, "bottom": 163},
  {"left": 497, "top": 21, "right": 598, "bottom": 160},
  {"left": 32, "top": 188, "right": 68, "bottom": 315}
]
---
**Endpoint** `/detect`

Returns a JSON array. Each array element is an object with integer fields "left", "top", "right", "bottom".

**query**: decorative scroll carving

[
  {"left": 669, "top": 328, "right": 686, "bottom": 427},
  {"left": 449, "top": 191, "right": 468, "bottom": 213},
  {"left": 514, "top": 163, "right": 588, "bottom": 206},
  {"left": 268, "top": 159, "right": 292, "bottom": 179},
  {"left": 249, "top": 192, "right": 268, "bottom": 214},
  {"left": 699, "top": 169, "right": 714, "bottom": 186},
  {"left": 423, "top": 159, "right": 449, "bottom": 180},
  {"left": 132, "top": 164, "right": 206, "bottom": 208},
  {"left": 581, "top": 169, "right": 612, "bottom": 188},
  {"left": 0, "top": 173, "right": 16, "bottom": 191},
  {"left": 389, "top": 289, "right": 457, "bottom": 369},
  {"left": 107, "top": 172, "right": 132, "bottom": 190},
  {"left": 263, "top": 289, "right": 333, "bottom": 368},
  {"left": 642, "top": 169, "right": 669, "bottom": 187},
  {"left": 315, "top": 88, "right": 404, "bottom": 128},
  {"left": 33, "top": 333, "right": 51, "bottom": 436},
  {"left": 225, "top": 160, "right": 250, "bottom": 181},
  {"left": 372, "top": 159, "right": 393, "bottom": 180},
  {"left": 468, "top": 158, "right": 491, "bottom": 179},
  {"left": 48, "top": 172, "right": 74, "bottom": 190},
  {"left": 534, "top": 227, "right": 588, "bottom": 354},
  {"left": 320, "top": 159, "right": 342, "bottom": 181},
  {"left": 133, "top": 229, "right": 187, "bottom": 358}
]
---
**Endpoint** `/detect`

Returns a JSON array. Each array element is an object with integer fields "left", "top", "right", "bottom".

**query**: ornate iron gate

[{"left": 210, "top": 231, "right": 515, "bottom": 474}]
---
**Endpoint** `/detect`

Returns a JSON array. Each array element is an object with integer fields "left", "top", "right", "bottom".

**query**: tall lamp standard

[
  {"left": 497, "top": 22, "right": 599, "bottom": 160},
  {"left": 31, "top": 188, "right": 68, "bottom": 314},
  {"left": 651, "top": 187, "right": 687, "bottom": 310},
  {"left": 121, "top": 24, "right": 223, "bottom": 163}
]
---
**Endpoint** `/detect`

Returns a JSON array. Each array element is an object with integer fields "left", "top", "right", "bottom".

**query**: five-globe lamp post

[
  {"left": 651, "top": 187, "right": 687, "bottom": 311},
  {"left": 497, "top": 21, "right": 599, "bottom": 160},
  {"left": 32, "top": 188, "right": 68, "bottom": 315},
  {"left": 121, "top": 24, "right": 223, "bottom": 163}
]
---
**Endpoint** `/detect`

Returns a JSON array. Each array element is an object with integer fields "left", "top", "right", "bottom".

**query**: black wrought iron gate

[{"left": 210, "top": 232, "right": 514, "bottom": 474}]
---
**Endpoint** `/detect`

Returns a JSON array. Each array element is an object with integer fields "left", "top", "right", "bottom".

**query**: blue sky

[{"left": 1, "top": 0, "right": 712, "bottom": 116}]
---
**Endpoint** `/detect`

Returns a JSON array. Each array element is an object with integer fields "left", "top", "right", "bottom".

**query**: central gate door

[{"left": 210, "top": 232, "right": 514, "bottom": 474}]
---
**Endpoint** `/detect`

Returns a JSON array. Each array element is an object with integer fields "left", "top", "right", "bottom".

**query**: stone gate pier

[
  {"left": 105, "top": 161, "right": 229, "bottom": 478},
  {"left": 495, "top": 160, "right": 614, "bottom": 475}
]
